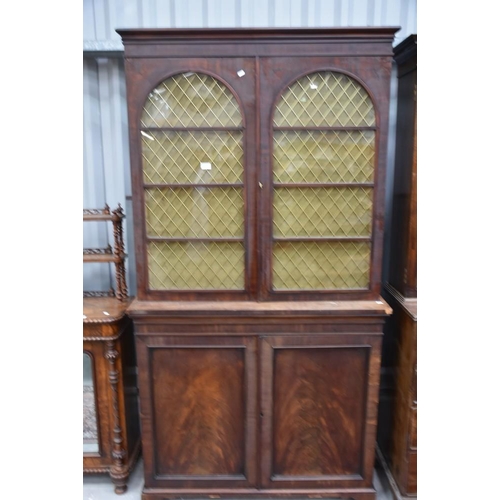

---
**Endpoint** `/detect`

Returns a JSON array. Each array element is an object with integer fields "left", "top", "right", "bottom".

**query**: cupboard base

[{"left": 128, "top": 300, "right": 391, "bottom": 500}]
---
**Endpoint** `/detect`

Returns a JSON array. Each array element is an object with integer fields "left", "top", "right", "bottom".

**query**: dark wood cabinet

[
  {"left": 378, "top": 34, "right": 417, "bottom": 499},
  {"left": 387, "top": 35, "right": 417, "bottom": 299},
  {"left": 118, "top": 28, "right": 398, "bottom": 500}
]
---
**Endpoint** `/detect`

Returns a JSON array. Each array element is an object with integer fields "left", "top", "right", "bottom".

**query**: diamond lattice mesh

[
  {"left": 142, "top": 130, "right": 243, "bottom": 184},
  {"left": 145, "top": 187, "right": 244, "bottom": 238},
  {"left": 141, "top": 73, "right": 242, "bottom": 128},
  {"left": 148, "top": 241, "right": 244, "bottom": 290},
  {"left": 273, "top": 130, "right": 375, "bottom": 183},
  {"left": 273, "top": 241, "right": 370, "bottom": 290},
  {"left": 274, "top": 72, "right": 375, "bottom": 127},
  {"left": 274, "top": 187, "right": 372, "bottom": 237}
]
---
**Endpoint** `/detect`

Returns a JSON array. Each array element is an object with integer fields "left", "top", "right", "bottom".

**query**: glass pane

[
  {"left": 148, "top": 241, "right": 245, "bottom": 290},
  {"left": 141, "top": 72, "right": 242, "bottom": 128},
  {"left": 274, "top": 187, "right": 372, "bottom": 237},
  {"left": 273, "top": 130, "right": 375, "bottom": 183},
  {"left": 274, "top": 72, "right": 375, "bottom": 127},
  {"left": 83, "top": 353, "right": 99, "bottom": 453},
  {"left": 142, "top": 130, "right": 243, "bottom": 185},
  {"left": 145, "top": 187, "right": 244, "bottom": 238},
  {"left": 273, "top": 241, "right": 370, "bottom": 290}
]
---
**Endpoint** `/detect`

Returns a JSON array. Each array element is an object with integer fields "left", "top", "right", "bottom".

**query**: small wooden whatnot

[{"left": 83, "top": 204, "right": 127, "bottom": 300}]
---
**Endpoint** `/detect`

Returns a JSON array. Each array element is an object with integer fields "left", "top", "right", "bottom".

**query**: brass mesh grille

[
  {"left": 145, "top": 187, "right": 244, "bottom": 238},
  {"left": 141, "top": 72, "right": 242, "bottom": 128},
  {"left": 141, "top": 73, "right": 245, "bottom": 291},
  {"left": 274, "top": 72, "right": 375, "bottom": 127},
  {"left": 273, "top": 241, "right": 370, "bottom": 290},
  {"left": 272, "top": 71, "right": 375, "bottom": 291},
  {"left": 148, "top": 241, "right": 244, "bottom": 290},
  {"left": 142, "top": 130, "right": 243, "bottom": 184},
  {"left": 273, "top": 130, "right": 375, "bottom": 183},
  {"left": 273, "top": 187, "right": 372, "bottom": 238}
]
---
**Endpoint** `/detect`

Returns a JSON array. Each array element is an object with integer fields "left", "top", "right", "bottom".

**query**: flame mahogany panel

[
  {"left": 272, "top": 347, "right": 368, "bottom": 477},
  {"left": 151, "top": 347, "right": 246, "bottom": 477}
]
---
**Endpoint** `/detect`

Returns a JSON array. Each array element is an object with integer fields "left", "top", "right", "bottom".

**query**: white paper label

[
  {"left": 200, "top": 162, "right": 212, "bottom": 170},
  {"left": 237, "top": 69, "right": 245, "bottom": 77}
]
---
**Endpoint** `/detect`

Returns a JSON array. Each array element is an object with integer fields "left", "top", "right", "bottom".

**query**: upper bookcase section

[{"left": 118, "top": 28, "right": 399, "bottom": 301}]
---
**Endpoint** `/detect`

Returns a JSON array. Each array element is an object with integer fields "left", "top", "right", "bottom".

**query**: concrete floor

[{"left": 83, "top": 459, "right": 394, "bottom": 500}]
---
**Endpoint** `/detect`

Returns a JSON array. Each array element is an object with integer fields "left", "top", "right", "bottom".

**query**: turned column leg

[{"left": 105, "top": 339, "right": 129, "bottom": 494}]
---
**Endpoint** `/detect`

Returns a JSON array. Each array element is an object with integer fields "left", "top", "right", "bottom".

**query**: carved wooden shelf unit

[
  {"left": 118, "top": 27, "right": 398, "bottom": 500},
  {"left": 83, "top": 204, "right": 127, "bottom": 300},
  {"left": 83, "top": 206, "right": 140, "bottom": 494},
  {"left": 377, "top": 34, "right": 417, "bottom": 499}
]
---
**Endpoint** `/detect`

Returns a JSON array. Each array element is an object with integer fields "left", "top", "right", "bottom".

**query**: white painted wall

[{"left": 83, "top": 0, "right": 417, "bottom": 294}]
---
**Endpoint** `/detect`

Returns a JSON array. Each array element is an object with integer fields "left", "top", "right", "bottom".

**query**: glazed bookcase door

[
  {"left": 125, "top": 58, "right": 257, "bottom": 300},
  {"left": 259, "top": 57, "right": 390, "bottom": 300},
  {"left": 272, "top": 72, "right": 375, "bottom": 291}
]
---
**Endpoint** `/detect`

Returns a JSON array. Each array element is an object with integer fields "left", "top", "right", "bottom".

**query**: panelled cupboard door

[
  {"left": 136, "top": 336, "right": 258, "bottom": 488},
  {"left": 124, "top": 57, "right": 258, "bottom": 300},
  {"left": 260, "top": 335, "right": 381, "bottom": 489}
]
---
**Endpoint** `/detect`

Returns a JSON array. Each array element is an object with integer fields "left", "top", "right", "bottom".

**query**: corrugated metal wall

[
  {"left": 83, "top": 0, "right": 417, "bottom": 294},
  {"left": 84, "top": 0, "right": 416, "bottom": 47}
]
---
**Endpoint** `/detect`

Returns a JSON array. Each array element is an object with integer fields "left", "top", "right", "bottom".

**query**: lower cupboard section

[{"left": 136, "top": 332, "right": 382, "bottom": 498}]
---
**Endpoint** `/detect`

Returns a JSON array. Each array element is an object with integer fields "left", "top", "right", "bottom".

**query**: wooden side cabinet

[
  {"left": 378, "top": 287, "right": 417, "bottom": 498},
  {"left": 83, "top": 298, "right": 141, "bottom": 493},
  {"left": 377, "top": 34, "right": 417, "bottom": 499}
]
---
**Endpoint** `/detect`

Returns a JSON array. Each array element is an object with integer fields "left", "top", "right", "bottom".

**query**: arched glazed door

[
  {"left": 141, "top": 73, "right": 245, "bottom": 291},
  {"left": 128, "top": 57, "right": 258, "bottom": 301},
  {"left": 271, "top": 71, "right": 376, "bottom": 291}
]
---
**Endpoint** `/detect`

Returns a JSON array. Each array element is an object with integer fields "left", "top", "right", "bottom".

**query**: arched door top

[
  {"left": 141, "top": 72, "right": 243, "bottom": 128},
  {"left": 274, "top": 71, "right": 375, "bottom": 128}
]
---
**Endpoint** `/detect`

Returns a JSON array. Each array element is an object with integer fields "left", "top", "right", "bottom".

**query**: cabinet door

[
  {"left": 124, "top": 57, "right": 258, "bottom": 300},
  {"left": 260, "top": 335, "right": 381, "bottom": 489},
  {"left": 258, "top": 56, "right": 392, "bottom": 300},
  {"left": 137, "top": 335, "right": 257, "bottom": 489}
]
